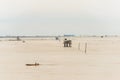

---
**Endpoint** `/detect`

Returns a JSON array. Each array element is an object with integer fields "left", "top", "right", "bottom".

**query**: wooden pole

[
  {"left": 85, "top": 43, "right": 87, "bottom": 54},
  {"left": 78, "top": 42, "right": 80, "bottom": 50}
]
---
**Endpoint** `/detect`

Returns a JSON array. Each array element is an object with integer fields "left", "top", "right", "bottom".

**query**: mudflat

[{"left": 0, "top": 37, "right": 120, "bottom": 80}]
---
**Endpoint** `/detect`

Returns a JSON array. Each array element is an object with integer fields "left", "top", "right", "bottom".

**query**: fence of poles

[{"left": 78, "top": 42, "right": 88, "bottom": 54}]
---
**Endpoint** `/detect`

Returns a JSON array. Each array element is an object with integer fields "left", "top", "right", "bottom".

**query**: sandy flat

[{"left": 0, "top": 37, "right": 120, "bottom": 80}]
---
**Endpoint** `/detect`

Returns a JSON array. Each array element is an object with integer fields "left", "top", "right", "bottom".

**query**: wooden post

[
  {"left": 78, "top": 42, "right": 80, "bottom": 50},
  {"left": 85, "top": 43, "right": 87, "bottom": 54}
]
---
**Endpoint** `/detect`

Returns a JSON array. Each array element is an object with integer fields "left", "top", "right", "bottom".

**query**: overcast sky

[{"left": 0, "top": 0, "right": 120, "bottom": 36}]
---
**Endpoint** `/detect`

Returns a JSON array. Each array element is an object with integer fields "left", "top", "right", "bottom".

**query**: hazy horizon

[{"left": 0, "top": 0, "right": 120, "bottom": 36}]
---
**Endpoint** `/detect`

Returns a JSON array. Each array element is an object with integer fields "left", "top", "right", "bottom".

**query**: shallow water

[{"left": 0, "top": 38, "right": 120, "bottom": 80}]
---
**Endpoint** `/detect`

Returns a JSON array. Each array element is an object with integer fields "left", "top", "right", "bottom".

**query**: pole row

[{"left": 78, "top": 42, "right": 87, "bottom": 54}]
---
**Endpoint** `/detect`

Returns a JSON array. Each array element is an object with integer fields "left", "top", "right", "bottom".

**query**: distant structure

[
  {"left": 64, "top": 38, "right": 72, "bottom": 47},
  {"left": 101, "top": 36, "right": 104, "bottom": 38},
  {"left": 55, "top": 37, "right": 59, "bottom": 40},
  {"left": 17, "top": 36, "right": 21, "bottom": 41},
  {"left": 64, "top": 34, "right": 75, "bottom": 37}
]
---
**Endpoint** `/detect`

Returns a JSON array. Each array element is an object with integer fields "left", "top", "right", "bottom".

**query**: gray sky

[{"left": 0, "top": 0, "right": 120, "bottom": 36}]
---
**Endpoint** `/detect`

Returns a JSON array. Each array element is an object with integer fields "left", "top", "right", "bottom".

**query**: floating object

[
  {"left": 22, "top": 40, "right": 25, "bottom": 43},
  {"left": 26, "top": 63, "right": 40, "bottom": 66}
]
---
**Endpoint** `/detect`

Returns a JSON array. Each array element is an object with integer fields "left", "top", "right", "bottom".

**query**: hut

[{"left": 64, "top": 38, "right": 72, "bottom": 47}]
